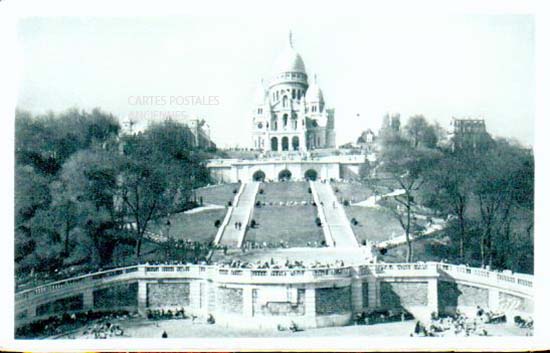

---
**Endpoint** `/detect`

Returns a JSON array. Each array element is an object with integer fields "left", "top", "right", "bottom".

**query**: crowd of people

[
  {"left": 216, "top": 257, "right": 348, "bottom": 271},
  {"left": 15, "top": 310, "right": 135, "bottom": 339},
  {"left": 81, "top": 320, "right": 125, "bottom": 339},
  {"left": 354, "top": 309, "right": 414, "bottom": 325},
  {"left": 241, "top": 240, "right": 327, "bottom": 250},
  {"left": 412, "top": 308, "right": 528, "bottom": 337}
]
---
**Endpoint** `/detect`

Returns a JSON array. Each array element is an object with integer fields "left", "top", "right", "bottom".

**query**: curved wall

[{"left": 15, "top": 262, "right": 533, "bottom": 330}]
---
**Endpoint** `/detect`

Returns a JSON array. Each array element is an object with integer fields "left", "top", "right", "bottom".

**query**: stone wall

[
  {"left": 380, "top": 281, "right": 428, "bottom": 308},
  {"left": 252, "top": 287, "right": 305, "bottom": 316},
  {"left": 499, "top": 292, "right": 533, "bottom": 312},
  {"left": 147, "top": 282, "right": 190, "bottom": 308},
  {"left": 438, "top": 281, "right": 489, "bottom": 310},
  {"left": 217, "top": 287, "right": 243, "bottom": 314},
  {"left": 315, "top": 287, "right": 351, "bottom": 315},
  {"left": 35, "top": 294, "right": 83, "bottom": 317},
  {"left": 93, "top": 282, "right": 138, "bottom": 309}
]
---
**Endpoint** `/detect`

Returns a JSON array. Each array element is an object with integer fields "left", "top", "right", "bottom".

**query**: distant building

[
  {"left": 120, "top": 116, "right": 216, "bottom": 149},
  {"left": 448, "top": 117, "right": 492, "bottom": 151},
  {"left": 356, "top": 129, "right": 376, "bottom": 146}
]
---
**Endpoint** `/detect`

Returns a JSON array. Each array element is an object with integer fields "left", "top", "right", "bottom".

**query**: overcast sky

[{"left": 16, "top": 15, "right": 534, "bottom": 147}]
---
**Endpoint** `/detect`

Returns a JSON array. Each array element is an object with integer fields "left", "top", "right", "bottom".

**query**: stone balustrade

[{"left": 15, "top": 261, "right": 534, "bottom": 330}]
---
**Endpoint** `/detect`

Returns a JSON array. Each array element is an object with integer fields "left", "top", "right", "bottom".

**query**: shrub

[
  {"left": 250, "top": 219, "right": 257, "bottom": 228},
  {"left": 315, "top": 217, "right": 322, "bottom": 227},
  {"left": 255, "top": 200, "right": 261, "bottom": 207},
  {"left": 343, "top": 200, "right": 350, "bottom": 206},
  {"left": 308, "top": 187, "right": 312, "bottom": 194},
  {"left": 214, "top": 219, "right": 221, "bottom": 228},
  {"left": 233, "top": 188, "right": 238, "bottom": 194},
  {"left": 351, "top": 217, "right": 359, "bottom": 226},
  {"left": 227, "top": 200, "right": 232, "bottom": 206},
  {"left": 259, "top": 188, "right": 264, "bottom": 194}
]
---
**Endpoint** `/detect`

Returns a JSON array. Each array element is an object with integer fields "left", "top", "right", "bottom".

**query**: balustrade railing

[{"left": 16, "top": 261, "right": 533, "bottom": 305}]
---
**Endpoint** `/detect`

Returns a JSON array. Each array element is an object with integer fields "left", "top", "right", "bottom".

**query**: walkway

[
  {"left": 310, "top": 181, "right": 359, "bottom": 248},
  {"left": 218, "top": 182, "right": 260, "bottom": 248}
]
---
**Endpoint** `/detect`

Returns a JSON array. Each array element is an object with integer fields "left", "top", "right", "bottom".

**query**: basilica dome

[{"left": 272, "top": 33, "right": 306, "bottom": 75}]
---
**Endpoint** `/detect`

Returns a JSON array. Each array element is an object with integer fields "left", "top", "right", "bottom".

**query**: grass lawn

[
  {"left": 257, "top": 182, "right": 313, "bottom": 204},
  {"left": 344, "top": 206, "right": 404, "bottom": 243},
  {"left": 195, "top": 183, "right": 239, "bottom": 206},
  {"left": 246, "top": 206, "right": 324, "bottom": 247},
  {"left": 148, "top": 209, "right": 227, "bottom": 243},
  {"left": 331, "top": 182, "right": 374, "bottom": 203}
]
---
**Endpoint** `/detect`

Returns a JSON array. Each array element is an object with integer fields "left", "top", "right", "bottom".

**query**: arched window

[
  {"left": 283, "top": 114, "right": 288, "bottom": 127},
  {"left": 292, "top": 89, "right": 296, "bottom": 99},
  {"left": 292, "top": 136, "right": 299, "bottom": 151},
  {"left": 282, "top": 136, "right": 289, "bottom": 151},
  {"left": 271, "top": 137, "right": 278, "bottom": 151},
  {"left": 304, "top": 169, "right": 318, "bottom": 181},
  {"left": 282, "top": 96, "right": 288, "bottom": 107}
]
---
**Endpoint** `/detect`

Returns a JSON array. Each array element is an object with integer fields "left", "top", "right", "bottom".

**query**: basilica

[{"left": 251, "top": 33, "right": 336, "bottom": 153}]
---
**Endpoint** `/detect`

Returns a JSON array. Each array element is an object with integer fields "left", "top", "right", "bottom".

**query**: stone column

[
  {"left": 83, "top": 289, "right": 94, "bottom": 311},
  {"left": 488, "top": 288, "right": 500, "bottom": 311},
  {"left": 137, "top": 281, "right": 147, "bottom": 315},
  {"left": 243, "top": 286, "right": 253, "bottom": 317},
  {"left": 427, "top": 277, "right": 438, "bottom": 316},
  {"left": 190, "top": 281, "right": 202, "bottom": 314},
  {"left": 304, "top": 285, "right": 317, "bottom": 328},
  {"left": 351, "top": 280, "right": 363, "bottom": 313},
  {"left": 367, "top": 277, "right": 379, "bottom": 308}
]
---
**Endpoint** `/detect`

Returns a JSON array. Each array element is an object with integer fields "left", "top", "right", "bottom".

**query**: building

[
  {"left": 251, "top": 32, "right": 336, "bottom": 153},
  {"left": 121, "top": 116, "right": 216, "bottom": 149},
  {"left": 448, "top": 117, "right": 492, "bottom": 151}
]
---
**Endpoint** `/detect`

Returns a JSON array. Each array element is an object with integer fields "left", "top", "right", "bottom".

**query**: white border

[{"left": 0, "top": 0, "right": 548, "bottom": 351}]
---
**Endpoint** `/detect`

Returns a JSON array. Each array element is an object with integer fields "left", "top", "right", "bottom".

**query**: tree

[
  {"left": 377, "top": 139, "right": 442, "bottom": 262},
  {"left": 423, "top": 155, "right": 473, "bottom": 261},
  {"left": 471, "top": 139, "right": 533, "bottom": 268},
  {"left": 404, "top": 115, "right": 438, "bottom": 149},
  {"left": 118, "top": 158, "right": 168, "bottom": 257},
  {"left": 57, "top": 149, "right": 122, "bottom": 265}
]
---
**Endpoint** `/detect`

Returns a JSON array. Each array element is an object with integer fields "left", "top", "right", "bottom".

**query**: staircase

[
  {"left": 218, "top": 182, "right": 259, "bottom": 248},
  {"left": 310, "top": 181, "right": 359, "bottom": 248}
]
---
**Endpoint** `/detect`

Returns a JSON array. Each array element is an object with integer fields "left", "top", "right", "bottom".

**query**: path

[
  {"left": 218, "top": 182, "right": 260, "bottom": 248},
  {"left": 310, "top": 181, "right": 359, "bottom": 248}
]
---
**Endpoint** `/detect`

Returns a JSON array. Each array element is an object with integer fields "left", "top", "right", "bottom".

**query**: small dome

[{"left": 306, "top": 75, "right": 324, "bottom": 103}]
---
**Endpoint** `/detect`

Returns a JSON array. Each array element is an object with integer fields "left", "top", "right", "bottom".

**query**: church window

[
  {"left": 282, "top": 96, "right": 288, "bottom": 107},
  {"left": 292, "top": 89, "right": 296, "bottom": 99},
  {"left": 283, "top": 114, "right": 288, "bottom": 126},
  {"left": 298, "top": 90, "right": 302, "bottom": 100}
]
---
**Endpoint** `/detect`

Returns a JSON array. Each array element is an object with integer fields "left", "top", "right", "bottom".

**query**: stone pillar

[
  {"left": 83, "top": 289, "right": 94, "bottom": 310},
  {"left": 137, "top": 281, "right": 147, "bottom": 315},
  {"left": 351, "top": 280, "right": 363, "bottom": 313},
  {"left": 367, "top": 277, "right": 379, "bottom": 308},
  {"left": 427, "top": 277, "right": 438, "bottom": 316},
  {"left": 189, "top": 281, "right": 202, "bottom": 314},
  {"left": 304, "top": 286, "right": 317, "bottom": 327},
  {"left": 243, "top": 287, "right": 254, "bottom": 317},
  {"left": 488, "top": 288, "right": 500, "bottom": 311}
]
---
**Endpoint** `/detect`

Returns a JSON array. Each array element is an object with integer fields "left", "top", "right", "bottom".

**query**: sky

[{"left": 16, "top": 15, "right": 534, "bottom": 147}]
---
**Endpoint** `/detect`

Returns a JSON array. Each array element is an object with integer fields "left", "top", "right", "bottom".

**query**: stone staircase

[
  {"left": 310, "top": 181, "right": 359, "bottom": 248},
  {"left": 218, "top": 182, "right": 260, "bottom": 248}
]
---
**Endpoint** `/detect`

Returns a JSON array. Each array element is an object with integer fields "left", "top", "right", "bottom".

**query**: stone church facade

[{"left": 251, "top": 33, "right": 336, "bottom": 153}]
